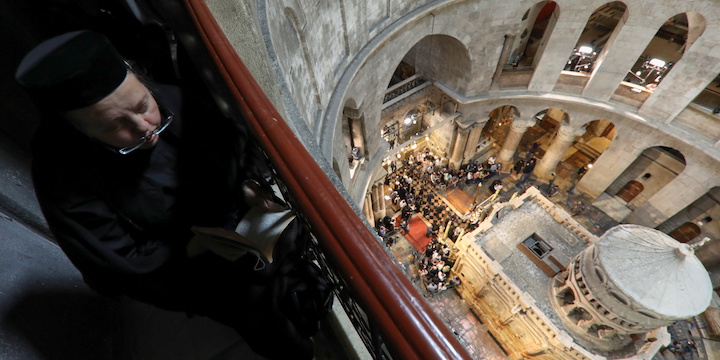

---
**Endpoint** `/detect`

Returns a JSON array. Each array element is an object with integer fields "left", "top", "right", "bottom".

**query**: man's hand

[{"left": 242, "top": 180, "right": 285, "bottom": 212}]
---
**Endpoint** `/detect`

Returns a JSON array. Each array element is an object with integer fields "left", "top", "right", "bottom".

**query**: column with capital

[
  {"left": 371, "top": 184, "right": 386, "bottom": 222},
  {"left": 498, "top": 119, "right": 536, "bottom": 167},
  {"left": 533, "top": 125, "right": 586, "bottom": 180},
  {"left": 449, "top": 127, "right": 471, "bottom": 169},
  {"left": 462, "top": 125, "right": 484, "bottom": 164},
  {"left": 363, "top": 192, "right": 375, "bottom": 227}
]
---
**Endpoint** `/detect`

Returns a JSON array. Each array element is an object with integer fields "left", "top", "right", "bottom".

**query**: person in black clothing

[
  {"left": 512, "top": 158, "right": 525, "bottom": 176},
  {"left": 519, "top": 157, "right": 536, "bottom": 185},
  {"left": 16, "top": 30, "right": 326, "bottom": 360}
]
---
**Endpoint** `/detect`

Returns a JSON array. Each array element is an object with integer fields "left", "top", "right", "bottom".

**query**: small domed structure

[
  {"left": 551, "top": 224, "right": 712, "bottom": 352},
  {"left": 599, "top": 225, "right": 712, "bottom": 319}
]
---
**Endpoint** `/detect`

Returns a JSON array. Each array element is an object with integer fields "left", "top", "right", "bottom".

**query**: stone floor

[{"left": 388, "top": 233, "right": 508, "bottom": 359}]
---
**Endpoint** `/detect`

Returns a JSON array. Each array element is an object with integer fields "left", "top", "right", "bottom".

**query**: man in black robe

[{"left": 17, "top": 30, "right": 322, "bottom": 360}]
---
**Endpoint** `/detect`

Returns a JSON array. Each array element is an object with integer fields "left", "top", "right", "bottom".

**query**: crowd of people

[
  {"left": 417, "top": 238, "right": 461, "bottom": 293},
  {"left": 379, "top": 148, "right": 502, "bottom": 243}
]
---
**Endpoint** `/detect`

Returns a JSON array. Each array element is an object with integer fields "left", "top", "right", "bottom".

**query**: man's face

[{"left": 64, "top": 73, "right": 162, "bottom": 152}]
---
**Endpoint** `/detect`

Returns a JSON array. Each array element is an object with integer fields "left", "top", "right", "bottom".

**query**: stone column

[
  {"left": 582, "top": 25, "right": 657, "bottom": 101},
  {"left": 377, "top": 185, "right": 386, "bottom": 219},
  {"left": 490, "top": 34, "right": 515, "bottom": 89},
  {"left": 527, "top": 11, "right": 583, "bottom": 92},
  {"left": 638, "top": 50, "right": 720, "bottom": 124},
  {"left": 363, "top": 192, "right": 375, "bottom": 227},
  {"left": 449, "top": 127, "right": 471, "bottom": 168},
  {"left": 575, "top": 135, "right": 641, "bottom": 200},
  {"left": 497, "top": 119, "right": 536, "bottom": 166},
  {"left": 533, "top": 125, "right": 586, "bottom": 180},
  {"left": 371, "top": 184, "right": 386, "bottom": 222},
  {"left": 462, "top": 125, "right": 484, "bottom": 163}
]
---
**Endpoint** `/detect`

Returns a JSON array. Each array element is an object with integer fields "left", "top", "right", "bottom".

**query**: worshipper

[
  {"left": 431, "top": 250, "right": 442, "bottom": 262},
  {"left": 547, "top": 184, "right": 560, "bottom": 198},
  {"left": 473, "top": 170, "right": 483, "bottom": 184},
  {"left": 453, "top": 226, "right": 463, "bottom": 241},
  {"left": 492, "top": 180, "right": 504, "bottom": 193},
  {"left": 489, "top": 162, "right": 501, "bottom": 177},
  {"left": 548, "top": 171, "right": 557, "bottom": 187},
  {"left": 16, "top": 30, "right": 328, "bottom": 359},
  {"left": 425, "top": 243, "right": 435, "bottom": 258},
  {"left": 519, "top": 157, "right": 536, "bottom": 185},
  {"left": 465, "top": 171, "right": 474, "bottom": 185},
  {"left": 448, "top": 176, "right": 459, "bottom": 190},
  {"left": 571, "top": 200, "right": 587, "bottom": 216},
  {"left": 441, "top": 244, "right": 450, "bottom": 256},
  {"left": 441, "top": 264, "right": 451, "bottom": 274},
  {"left": 512, "top": 159, "right": 525, "bottom": 176},
  {"left": 426, "top": 281, "right": 439, "bottom": 293},
  {"left": 401, "top": 219, "right": 410, "bottom": 233},
  {"left": 377, "top": 225, "right": 387, "bottom": 238},
  {"left": 529, "top": 142, "right": 540, "bottom": 155}
]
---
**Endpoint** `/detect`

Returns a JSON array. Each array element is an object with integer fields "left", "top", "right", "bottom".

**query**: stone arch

[
  {"left": 396, "top": 34, "right": 472, "bottom": 93},
  {"left": 619, "top": 12, "right": 705, "bottom": 99},
  {"left": 606, "top": 146, "right": 687, "bottom": 214},
  {"left": 557, "top": 2, "right": 628, "bottom": 93},
  {"left": 480, "top": 105, "right": 519, "bottom": 145},
  {"left": 557, "top": 119, "right": 618, "bottom": 186},
  {"left": 515, "top": 108, "right": 569, "bottom": 159},
  {"left": 508, "top": 1, "right": 560, "bottom": 71},
  {"left": 567, "top": 2, "right": 627, "bottom": 73}
]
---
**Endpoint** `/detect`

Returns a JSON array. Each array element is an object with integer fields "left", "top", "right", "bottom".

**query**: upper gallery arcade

[{"left": 213, "top": 0, "right": 720, "bottom": 284}]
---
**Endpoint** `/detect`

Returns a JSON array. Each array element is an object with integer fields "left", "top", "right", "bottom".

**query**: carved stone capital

[
  {"left": 557, "top": 125, "right": 586, "bottom": 142},
  {"left": 510, "top": 119, "right": 537, "bottom": 133}
]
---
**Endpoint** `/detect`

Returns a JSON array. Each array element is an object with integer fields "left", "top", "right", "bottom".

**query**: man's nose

[{"left": 128, "top": 114, "right": 153, "bottom": 135}]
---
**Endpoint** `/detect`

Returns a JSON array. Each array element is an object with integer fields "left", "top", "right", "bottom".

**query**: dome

[{"left": 598, "top": 224, "right": 712, "bottom": 319}]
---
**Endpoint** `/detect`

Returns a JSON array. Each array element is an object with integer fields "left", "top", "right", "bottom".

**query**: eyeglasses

[{"left": 117, "top": 104, "right": 174, "bottom": 155}]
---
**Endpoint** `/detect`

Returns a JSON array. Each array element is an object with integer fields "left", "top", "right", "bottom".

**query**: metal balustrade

[{"left": 148, "top": 1, "right": 474, "bottom": 359}]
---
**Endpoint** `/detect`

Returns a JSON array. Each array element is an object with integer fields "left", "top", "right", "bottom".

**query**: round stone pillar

[
  {"left": 371, "top": 184, "right": 386, "bottom": 222},
  {"left": 363, "top": 192, "right": 375, "bottom": 227},
  {"left": 498, "top": 119, "right": 536, "bottom": 166},
  {"left": 449, "top": 127, "right": 471, "bottom": 168},
  {"left": 534, "top": 125, "right": 585, "bottom": 180},
  {"left": 462, "top": 125, "right": 484, "bottom": 163}
]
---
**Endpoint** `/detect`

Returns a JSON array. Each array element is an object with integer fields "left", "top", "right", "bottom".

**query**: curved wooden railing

[{"left": 173, "top": 1, "right": 472, "bottom": 359}]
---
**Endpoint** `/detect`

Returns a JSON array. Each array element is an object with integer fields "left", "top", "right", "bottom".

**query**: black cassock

[{"left": 32, "top": 83, "right": 315, "bottom": 359}]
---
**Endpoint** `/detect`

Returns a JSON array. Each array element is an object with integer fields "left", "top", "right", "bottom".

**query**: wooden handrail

[{"left": 181, "top": 1, "right": 472, "bottom": 358}]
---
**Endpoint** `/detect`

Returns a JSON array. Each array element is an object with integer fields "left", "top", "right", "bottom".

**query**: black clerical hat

[{"left": 16, "top": 30, "right": 128, "bottom": 111}]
